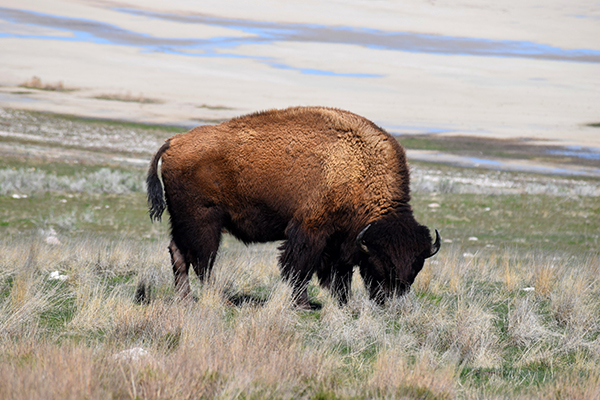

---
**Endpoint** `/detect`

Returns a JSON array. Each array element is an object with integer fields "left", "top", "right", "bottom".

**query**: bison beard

[{"left": 147, "top": 106, "right": 440, "bottom": 308}]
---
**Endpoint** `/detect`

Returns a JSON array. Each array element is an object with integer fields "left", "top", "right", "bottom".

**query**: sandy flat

[{"left": 0, "top": 0, "right": 599, "bottom": 149}]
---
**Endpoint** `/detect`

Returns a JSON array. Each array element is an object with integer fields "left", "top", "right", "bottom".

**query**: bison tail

[{"left": 147, "top": 140, "right": 170, "bottom": 222}]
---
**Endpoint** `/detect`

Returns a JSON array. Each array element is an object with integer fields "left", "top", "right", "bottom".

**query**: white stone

[
  {"left": 112, "top": 347, "right": 150, "bottom": 362},
  {"left": 49, "top": 271, "right": 68, "bottom": 281},
  {"left": 45, "top": 236, "right": 62, "bottom": 246}
]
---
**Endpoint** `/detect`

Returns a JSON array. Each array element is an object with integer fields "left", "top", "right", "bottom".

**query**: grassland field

[{"left": 0, "top": 109, "right": 599, "bottom": 399}]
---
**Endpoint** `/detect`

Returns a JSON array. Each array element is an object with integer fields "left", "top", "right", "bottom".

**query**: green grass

[
  {"left": 0, "top": 157, "right": 128, "bottom": 177},
  {"left": 93, "top": 93, "right": 164, "bottom": 104},
  {"left": 0, "top": 192, "right": 162, "bottom": 238},
  {"left": 412, "top": 192, "right": 599, "bottom": 253},
  {"left": 2, "top": 188, "right": 596, "bottom": 254},
  {"left": 398, "top": 135, "right": 600, "bottom": 168},
  {"left": 21, "top": 109, "right": 188, "bottom": 133}
]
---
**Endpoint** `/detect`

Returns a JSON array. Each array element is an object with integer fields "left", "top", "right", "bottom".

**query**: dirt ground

[{"left": 0, "top": 0, "right": 599, "bottom": 150}]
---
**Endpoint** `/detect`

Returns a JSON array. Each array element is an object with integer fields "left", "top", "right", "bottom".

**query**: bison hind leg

[
  {"left": 169, "top": 239, "right": 193, "bottom": 300},
  {"left": 188, "top": 227, "right": 222, "bottom": 283},
  {"left": 169, "top": 207, "right": 225, "bottom": 289},
  {"left": 169, "top": 231, "right": 221, "bottom": 301}
]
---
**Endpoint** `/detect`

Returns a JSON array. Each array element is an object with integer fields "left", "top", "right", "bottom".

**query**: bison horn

[
  {"left": 425, "top": 229, "right": 441, "bottom": 259},
  {"left": 356, "top": 224, "right": 371, "bottom": 254}
]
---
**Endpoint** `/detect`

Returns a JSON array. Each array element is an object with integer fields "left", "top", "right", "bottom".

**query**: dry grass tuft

[
  {"left": 534, "top": 263, "right": 555, "bottom": 298},
  {"left": 508, "top": 296, "right": 553, "bottom": 347},
  {"left": 451, "top": 299, "right": 500, "bottom": 368},
  {"left": 19, "top": 76, "right": 67, "bottom": 91},
  {"left": 503, "top": 253, "right": 520, "bottom": 292},
  {"left": 0, "top": 342, "right": 110, "bottom": 400},
  {"left": 550, "top": 269, "right": 595, "bottom": 329},
  {"left": 413, "top": 262, "right": 434, "bottom": 293},
  {"left": 370, "top": 349, "right": 456, "bottom": 399},
  {"left": 539, "top": 372, "right": 600, "bottom": 400},
  {"left": 0, "top": 242, "right": 63, "bottom": 340}
]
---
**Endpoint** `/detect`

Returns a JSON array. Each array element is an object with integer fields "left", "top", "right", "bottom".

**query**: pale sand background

[{"left": 0, "top": 0, "right": 599, "bottom": 148}]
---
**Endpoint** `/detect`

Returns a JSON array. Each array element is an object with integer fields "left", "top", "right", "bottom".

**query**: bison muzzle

[{"left": 147, "top": 106, "right": 440, "bottom": 308}]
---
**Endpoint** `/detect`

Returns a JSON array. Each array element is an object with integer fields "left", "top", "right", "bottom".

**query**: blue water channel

[
  {"left": 1, "top": 6, "right": 600, "bottom": 79},
  {"left": 547, "top": 146, "right": 600, "bottom": 160}
]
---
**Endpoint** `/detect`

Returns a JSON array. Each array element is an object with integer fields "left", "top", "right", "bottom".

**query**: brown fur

[{"left": 147, "top": 106, "right": 438, "bottom": 306}]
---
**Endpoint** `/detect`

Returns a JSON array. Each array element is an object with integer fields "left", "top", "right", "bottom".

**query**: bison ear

[
  {"left": 424, "top": 229, "right": 441, "bottom": 259},
  {"left": 356, "top": 224, "right": 371, "bottom": 254}
]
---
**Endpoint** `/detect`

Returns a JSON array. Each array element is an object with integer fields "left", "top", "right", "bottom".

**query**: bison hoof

[
  {"left": 294, "top": 290, "right": 313, "bottom": 310},
  {"left": 175, "top": 292, "right": 197, "bottom": 303},
  {"left": 295, "top": 300, "right": 313, "bottom": 311}
]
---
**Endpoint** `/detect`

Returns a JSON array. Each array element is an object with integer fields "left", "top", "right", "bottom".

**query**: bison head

[{"left": 356, "top": 212, "right": 440, "bottom": 302}]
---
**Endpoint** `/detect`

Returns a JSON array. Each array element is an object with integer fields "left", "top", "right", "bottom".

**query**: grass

[
  {"left": 411, "top": 192, "right": 600, "bottom": 253},
  {"left": 94, "top": 92, "right": 163, "bottom": 104},
  {"left": 0, "top": 108, "right": 599, "bottom": 398},
  {"left": 0, "top": 166, "right": 145, "bottom": 195},
  {"left": 36, "top": 112, "right": 187, "bottom": 133},
  {"left": 0, "top": 234, "right": 598, "bottom": 399},
  {"left": 0, "top": 108, "right": 186, "bottom": 147},
  {"left": 198, "top": 104, "right": 236, "bottom": 110},
  {"left": 398, "top": 135, "right": 600, "bottom": 169},
  {"left": 0, "top": 108, "right": 187, "bottom": 167}
]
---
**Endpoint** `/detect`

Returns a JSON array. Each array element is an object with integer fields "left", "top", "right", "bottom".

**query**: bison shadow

[
  {"left": 135, "top": 282, "right": 322, "bottom": 310},
  {"left": 225, "top": 292, "right": 323, "bottom": 311}
]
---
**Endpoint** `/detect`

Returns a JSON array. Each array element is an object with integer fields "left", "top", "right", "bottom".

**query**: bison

[{"left": 147, "top": 106, "right": 440, "bottom": 308}]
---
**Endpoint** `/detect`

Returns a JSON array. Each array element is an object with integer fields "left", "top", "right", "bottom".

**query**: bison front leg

[
  {"left": 279, "top": 223, "right": 327, "bottom": 310},
  {"left": 168, "top": 240, "right": 192, "bottom": 300},
  {"left": 279, "top": 247, "right": 312, "bottom": 310},
  {"left": 317, "top": 240, "right": 355, "bottom": 305},
  {"left": 318, "top": 267, "right": 353, "bottom": 305}
]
